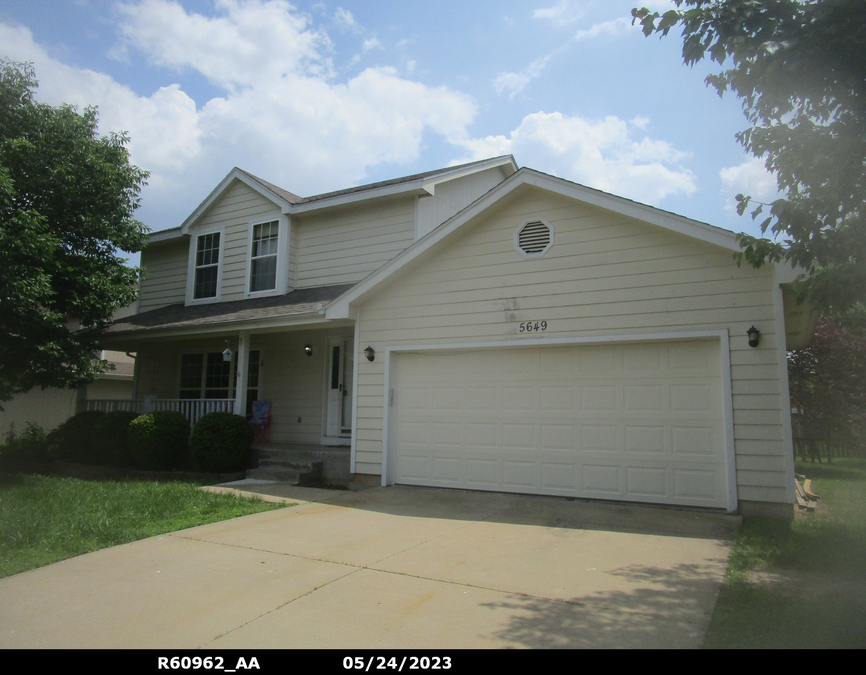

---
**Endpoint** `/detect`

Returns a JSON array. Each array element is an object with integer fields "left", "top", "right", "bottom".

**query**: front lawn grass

[
  {"left": 704, "top": 458, "right": 866, "bottom": 648},
  {"left": 0, "top": 474, "right": 288, "bottom": 579}
]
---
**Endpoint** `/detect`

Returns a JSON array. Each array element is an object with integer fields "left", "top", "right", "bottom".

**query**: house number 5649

[{"left": 519, "top": 321, "right": 547, "bottom": 332}]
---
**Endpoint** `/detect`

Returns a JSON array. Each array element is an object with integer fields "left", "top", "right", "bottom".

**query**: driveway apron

[{"left": 0, "top": 485, "right": 739, "bottom": 649}]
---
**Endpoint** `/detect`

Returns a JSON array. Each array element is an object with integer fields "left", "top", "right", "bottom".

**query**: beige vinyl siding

[
  {"left": 416, "top": 167, "right": 508, "bottom": 239},
  {"left": 354, "top": 187, "right": 789, "bottom": 503},
  {"left": 139, "top": 240, "right": 188, "bottom": 311},
  {"left": 294, "top": 198, "right": 415, "bottom": 288},
  {"left": 196, "top": 181, "right": 282, "bottom": 302}
]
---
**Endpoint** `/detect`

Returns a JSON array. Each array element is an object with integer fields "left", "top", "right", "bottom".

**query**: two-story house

[{"left": 102, "top": 155, "right": 813, "bottom": 517}]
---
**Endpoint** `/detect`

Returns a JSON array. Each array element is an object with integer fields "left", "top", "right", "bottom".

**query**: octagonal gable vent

[{"left": 516, "top": 219, "right": 553, "bottom": 258}]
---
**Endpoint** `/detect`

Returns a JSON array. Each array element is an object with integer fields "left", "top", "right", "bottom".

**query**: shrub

[
  {"left": 190, "top": 412, "right": 254, "bottom": 473},
  {"left": 128, "top": 411, "right": 190, "bottom": 471},
  {"left": 1, "top": 422, "right": 50, "bottom": 462},
  {"left": 92, "top": 410, "right": 140, "bottom": 466},
  {"left": 48, "top": 411, "right": 105, "bottom": 463}
]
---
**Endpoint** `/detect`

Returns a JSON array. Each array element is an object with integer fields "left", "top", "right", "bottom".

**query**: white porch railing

[{"left": 86, "top": 399, "right": 235, "bottom": 427}]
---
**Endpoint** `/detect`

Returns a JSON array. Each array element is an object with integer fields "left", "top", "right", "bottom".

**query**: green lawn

[
  {"left": 0, "top": 474, "right": 288, "bottom": 579},
  {"left": 704, "top": 458, "right": 866, "bottom": 648}
]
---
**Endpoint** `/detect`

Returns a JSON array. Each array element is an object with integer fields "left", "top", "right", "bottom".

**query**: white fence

[{"left": 86, "top": 399, "right": 236, "bottom": 427}]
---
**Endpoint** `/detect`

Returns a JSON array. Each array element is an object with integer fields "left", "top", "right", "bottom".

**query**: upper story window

[
  {"left": 194, "top": 232, "right": 221, "bottom": 299},
  {"left": 249, "top": 221, "right": 279, "bottom": 293}
]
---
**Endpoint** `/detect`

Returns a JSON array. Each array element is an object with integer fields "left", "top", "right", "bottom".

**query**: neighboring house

[
  {"left": 0, "top": 305, "right": 138, "bottom": 436},
  {"left": 102, "top": 155, "right": 813, "bottom": 517}
]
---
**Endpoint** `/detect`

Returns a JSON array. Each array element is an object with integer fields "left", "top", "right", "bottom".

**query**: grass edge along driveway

[
  {"left": 0, "top": 474, "right": 288, "bottom": 579},
  {"left": 704, "top": 458, "right": 866, "bottom": 649}
]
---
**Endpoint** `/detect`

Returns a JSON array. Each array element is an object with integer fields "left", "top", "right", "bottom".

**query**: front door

[{"left": 326, "top": 337, "right": 354, "bottom": 438}]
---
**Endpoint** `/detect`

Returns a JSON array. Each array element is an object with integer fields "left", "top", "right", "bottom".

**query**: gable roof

[
  {"left": 173, "top": 155, "right": 518, "bottom": 237},
  {"left": 325, "top": 167, "right": 742, "bottom": 319}
]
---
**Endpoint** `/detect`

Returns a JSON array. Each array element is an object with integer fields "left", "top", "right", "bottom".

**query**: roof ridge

[
  {"left": 238, "top": 169, "right": 303, "bottom": 204},
  {"left": 297, "top": 155, "right": 515, "bottom": 204}
]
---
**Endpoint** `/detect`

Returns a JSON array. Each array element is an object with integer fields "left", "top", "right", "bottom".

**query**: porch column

[{"left": 234, "top": 330, "right": 249, "bottom": 417}]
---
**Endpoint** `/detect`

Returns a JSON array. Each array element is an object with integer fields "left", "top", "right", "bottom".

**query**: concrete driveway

[{"left": 0, "top": 484, "right": 739, "bottom": 649}]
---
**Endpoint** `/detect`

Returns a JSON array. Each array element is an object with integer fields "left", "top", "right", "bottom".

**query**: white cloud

[
  {"left": 719, "top": 156, "right": 781, "bottom": 215},
  {"left": 362, "top": 37, "right": 384, "bottom": 52},
  {"left": 0, "top": 22, "right": 201, "bottom": 176},
  {"left": 533, "top": 1, "right": 584, "bottom": 25},
  {"left": 333, "top": 6, "right": 358, "bottom": 31},
  {"left": 116, "top": 0, "right": 333, "bottom": 91},
  {"left": 1, "top": 2, "right": 477, "bottom": 230},
  {"left": 494, "top": 49, "right": 563, "bottom": 99},
  {"left": 458, "top": 111, "right": 696, "bottom": 206},
  {"left": 574, "top": 16, "right": 636, "bottom": 41}
]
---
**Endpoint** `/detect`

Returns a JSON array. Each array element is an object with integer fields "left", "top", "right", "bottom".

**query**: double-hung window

[
  {"left": 179, "top": 353, "right": 231, "bottom": 399},
  {"left": 179, "top": 351, "right": 262, "bottom": 410},
  {"left": 194, "top": 232, "right": 221, "bottom": 299},
  {"left": 249, "top": 221, "right": 279, "bottom": 293}
]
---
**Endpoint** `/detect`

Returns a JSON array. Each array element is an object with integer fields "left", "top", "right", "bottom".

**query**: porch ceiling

[{"left": 99, "top": 283, "right": 355, "bottom": 343}]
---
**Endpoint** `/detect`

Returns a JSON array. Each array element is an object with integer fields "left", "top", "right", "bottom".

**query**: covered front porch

[{"left": 99, "top": 285, "right": 360, "bottom": 452}]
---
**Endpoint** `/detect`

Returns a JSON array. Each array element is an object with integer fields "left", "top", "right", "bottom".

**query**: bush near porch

[
  {"left": 2, "top": 409, "right": 257, "bottom": 476},
  {"left": 190, "top": 412, "right": 254, "bottom": 473},
  {"left": 128, "top": 411, "right": 191, "bottom": 471}
]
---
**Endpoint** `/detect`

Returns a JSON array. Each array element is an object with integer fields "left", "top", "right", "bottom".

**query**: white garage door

[{"left": 393, "top": 340, "right": 728, "bottom": 508}]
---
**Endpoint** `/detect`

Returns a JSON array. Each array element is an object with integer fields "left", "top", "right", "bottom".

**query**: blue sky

[{"left": 0, "top": 0, "right": 780, "bottom": 240}]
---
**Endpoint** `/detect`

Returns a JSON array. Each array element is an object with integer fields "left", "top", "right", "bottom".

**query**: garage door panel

[
  {"left": 671, "top": 426, "right": 717, "bottom": 455},
  {"left": 580, "top": 386, "right": 618, "bottom": 412},
  {"left": 626, "top": 466, "right": 668, "bottom": 497},
  {"left": 673, "top": 468, "right": 719, "bottom": 501},
  {"left": 582, "top": 465, "right": 622, "bottom": 494},
  {"left": 670, "top": 384, "right": 716, "bottom": 412},
  {"left": 540, "top": 463, "right": 577, "bottom": 489},
  {"left": 540, "top": 424, "right": 577, "bottom": 450},
  {"left": 624, "top": 426, "right": 666, "bottom": 453},
  {"left": 393, "top": 340, "right": 727, "bottom": 508},
  {"left": 578, "top": 346, "right": 621, "bottom": 372},
  {"left": 624, "top": 385, "right": 665, "bottom": 411},
  {"left": 502, "top": 461, "right": 536, "bottom": 488}
]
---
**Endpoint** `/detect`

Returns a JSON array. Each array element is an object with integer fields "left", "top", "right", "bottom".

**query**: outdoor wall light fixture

[
  {"left": 747, "top": 325, "right": 760, "bottom": 348},
  {"left": 304, "top": 344, "right": 313, "bottom": 356},
  {"left": 364, "top": 346, "right": 375, "bottom": 362},
  {"left": 222, "top": 347, "right": 233, "bottom": 362}
]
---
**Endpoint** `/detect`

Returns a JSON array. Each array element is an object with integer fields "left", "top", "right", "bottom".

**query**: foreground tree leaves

[
  {"left": 633, "top": 0, "right": 866, "bottom": 324},
  {"left": 0, "top": 60, "right": 149, "bottom": 407}
]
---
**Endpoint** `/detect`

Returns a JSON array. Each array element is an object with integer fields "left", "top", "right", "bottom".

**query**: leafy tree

[
  {"left": 0, "top": 60, "right": 148, "bottom": 407},
  {"left": 788, "top": 317, "right": 866, "bottom": 449},
  {"left": 632, "top": 0, "right": 866, "bottom": 322}
]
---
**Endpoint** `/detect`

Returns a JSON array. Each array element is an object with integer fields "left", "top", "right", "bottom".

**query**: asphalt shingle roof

[
  {"left": 103, "top": 284, "right": 354, "bottom": 336},
  {"left": 243, "top": 156, "right": 511, "bottom": 206}
]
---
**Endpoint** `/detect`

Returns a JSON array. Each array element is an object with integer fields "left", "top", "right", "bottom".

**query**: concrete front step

[
  {"left": 248, "top": 444, "right": 349, "bottom": 486},
  {"left": 246, "top": 464, "right": 322, "bottom": 485}
]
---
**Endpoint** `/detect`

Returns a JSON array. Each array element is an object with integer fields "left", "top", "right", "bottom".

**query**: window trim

[
  {"left": 244, "top": 215, "right": 290, "bottom": 299},
  {"left": 186, "top": 226, "right": 225, "bottom": 305}
]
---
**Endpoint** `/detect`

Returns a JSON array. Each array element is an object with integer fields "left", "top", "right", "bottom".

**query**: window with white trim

[
  {"left": 194, "top": 233, "right": 221, "bottom": 299},
  {"left": 249, "top": 221, "right": 279, "bottom": 293},
  {"left": 178, "top": 351, "right": 262, "bottom": 409}
]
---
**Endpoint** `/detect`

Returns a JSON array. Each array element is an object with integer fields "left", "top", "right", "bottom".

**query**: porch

[{"left": 86, "top": 398, "right": 235, "bottom": 427}]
